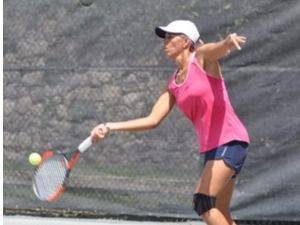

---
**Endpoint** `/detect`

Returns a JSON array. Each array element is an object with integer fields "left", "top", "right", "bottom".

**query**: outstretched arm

[
  {"left": 196, "top": 33, "right": 246, "bottom": 62},
  {"left": 90, "top": 88, "right": 175, "bottom": 143}
]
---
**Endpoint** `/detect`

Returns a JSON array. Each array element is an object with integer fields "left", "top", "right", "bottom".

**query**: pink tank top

[{"left": 168, "top": 53, "right": 250, "bottom": 153}]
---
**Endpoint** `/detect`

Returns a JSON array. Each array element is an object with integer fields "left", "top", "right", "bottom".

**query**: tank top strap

[{"left": 189, "top": 52, "right": 197, "bottom": 64}]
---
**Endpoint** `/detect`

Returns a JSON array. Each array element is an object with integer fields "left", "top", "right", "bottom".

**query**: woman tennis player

[{"left": 91, "top": 20, "right": 250, "bottom": 225}]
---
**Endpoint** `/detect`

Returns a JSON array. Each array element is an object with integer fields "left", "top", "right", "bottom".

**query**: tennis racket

[{"left": 32, "top": 136, "right": 93, "bottom": 202}]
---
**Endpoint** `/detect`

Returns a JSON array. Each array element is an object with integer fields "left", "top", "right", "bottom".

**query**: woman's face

[{"left": 163, "top": 33, "right": 188, "bottom": 59}]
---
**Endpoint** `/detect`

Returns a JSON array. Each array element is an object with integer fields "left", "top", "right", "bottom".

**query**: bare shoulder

[
  {"left": 159, "top": 84, "right": 175, "bottom": 100},
  {"left": 165, "top": 86, "right": 175, "bottom": 100},
  {"left": 195, "top": 42, "right": 217, "bottom": 67},
  {"left": 196, "top": 43, "right": 210, "bottom": 52},
  {"left": 195, "top": 43, "right": 224, "bottom": 78}
]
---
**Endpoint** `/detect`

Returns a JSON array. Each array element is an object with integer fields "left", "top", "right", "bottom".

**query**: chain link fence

[
  {"left": 3, "top": 0, "right": 201, "bottom": 219},
  {"left": 3, "top": 67, "right": 200, "bottom": 217},
  {"left": 4, "top": 0, "right": 300, "bottom": 223}
]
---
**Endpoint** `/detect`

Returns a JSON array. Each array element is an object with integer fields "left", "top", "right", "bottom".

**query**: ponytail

[{"left": 190, "top": 38, "right": 204, "bottom": 52}]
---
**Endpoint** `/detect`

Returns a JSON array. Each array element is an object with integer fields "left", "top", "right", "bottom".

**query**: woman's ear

[{"left": 183, "top": 38, "right": 193, "bottom": 49}]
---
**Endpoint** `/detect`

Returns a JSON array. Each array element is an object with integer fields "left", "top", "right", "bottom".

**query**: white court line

[{"left": 4, "top": 216, "right": 205, "bottom": 225}]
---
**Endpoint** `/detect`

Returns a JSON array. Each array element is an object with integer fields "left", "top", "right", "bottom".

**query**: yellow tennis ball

[{"left": 29, "top": 152, "right": 42, "bottom": 166}]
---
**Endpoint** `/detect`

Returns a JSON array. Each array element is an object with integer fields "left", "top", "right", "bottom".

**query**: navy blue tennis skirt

[{"left": 203, "top": 140, "right": 248, "bottom": 175}]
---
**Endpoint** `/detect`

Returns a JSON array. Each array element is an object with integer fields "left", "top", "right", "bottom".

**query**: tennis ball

[{"left": 29, "top": 152, "right": 42, "bottom": 166}]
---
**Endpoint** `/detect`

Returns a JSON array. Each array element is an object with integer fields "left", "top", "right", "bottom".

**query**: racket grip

[{"left": 78, "top": 136, "right": 92, "bottom": 153}]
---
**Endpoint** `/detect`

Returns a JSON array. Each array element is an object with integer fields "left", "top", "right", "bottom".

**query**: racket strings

[{"left": 33, "top": 155, "right": 67, "bottom": 200}]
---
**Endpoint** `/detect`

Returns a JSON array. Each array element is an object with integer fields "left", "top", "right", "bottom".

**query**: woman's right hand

[{"left": 90, "top": 123, "right": 110, "bottom": 143}]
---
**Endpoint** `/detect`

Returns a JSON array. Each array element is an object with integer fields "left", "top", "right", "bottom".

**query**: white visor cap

[{"left": 155, "top": 20, "right": 200, "bottom": 43}]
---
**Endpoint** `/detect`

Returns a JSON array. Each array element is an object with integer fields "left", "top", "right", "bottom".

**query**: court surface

[{"left": 4, "top": 216, "right": 205, "bottom": 225}]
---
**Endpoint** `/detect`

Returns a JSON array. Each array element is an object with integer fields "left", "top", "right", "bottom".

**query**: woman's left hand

[{"left": 224, "top": 33, "right": 247, "bottom": 51}]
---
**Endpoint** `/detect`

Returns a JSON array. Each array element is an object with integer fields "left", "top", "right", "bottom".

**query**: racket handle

[{"left": 78, "top": 136, "right": 92, "bottom": 153}]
